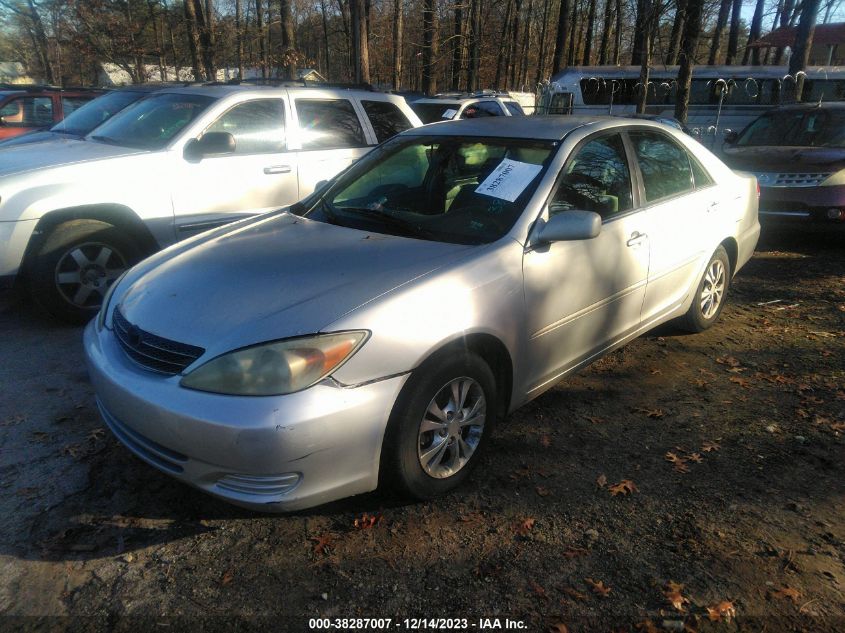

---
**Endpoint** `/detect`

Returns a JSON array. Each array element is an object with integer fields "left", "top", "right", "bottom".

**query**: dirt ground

[{"left": 0, "top": 226, "right": 843, "bottom": 633}]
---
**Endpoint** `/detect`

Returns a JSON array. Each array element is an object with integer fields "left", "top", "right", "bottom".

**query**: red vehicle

[{"left": 0, "top": 85, "right": 104, "bottom": 140}]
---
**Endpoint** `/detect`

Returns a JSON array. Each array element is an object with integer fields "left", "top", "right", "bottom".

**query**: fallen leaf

[
  {"left": 608, "top": 479, "right": 638, "bottom": 496},
  {"left": 584, "top": 416, "right": 606, "bottom": 424},
  {"left": 664, "top": 451, "right": 685, "bottom": 464},
  {"left": 772, "top": 587, "right": 801, "bottom": 604},
  {"left": 540, "top": 435, "right": 551, "bottom": 447},
  {"left": 729, "top": 376, "right": 751, "bottom": 388},
  {"left": 634, "top": 407, "right": 664, "bottom": 418},
  {"left": 663, "top": 581, "right": 689, "bottom": 611},
  {"left": 585, "top": 577, "right": 611, "bottom": 597},
  {"left": 528, "top": 579, "right": 547, "bottom": 599},
  {"left": 310, "top": 534, "right": 334, "bottom": 555},
  {"left": 353, "top": 512, "right": 382, "bottom": 529},
  {"left": 562, "top": 587, "right": 587, "bottom": 601},
  {"left": 707, "top": 600, "right": 736, "bottom": 622},
  {"left": 596, "top": 474, "right": 607, "bottom": 488},
  {"left": 673, "top": 461, "right": 690, "bottom": 473},
  {"left": 716, "top": 355, "right": 741, "bottom": 368},
  {"left": 687, "top": 452, "right": 703, "bottom": 463},
  {"left": 701, "top": 441, "right": 721, "bottom": 452},
  {"left": 562, "top": 547, "right": 588, "bottom": 559},
  {"left": 548, "top": 625, "right": 569, "bottom": 633},
  {"left": 221, "top": 570, "right": 234, "bottom": 586},
  {"left": 516, "top": 517, "right": 536, "bottom": 536},
  {"left": 535, "top": 485, "right": 551, "bottom": 497}
]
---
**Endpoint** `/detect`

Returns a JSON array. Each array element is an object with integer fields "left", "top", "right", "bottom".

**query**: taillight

[{"left": 756, "top": 181, "right": 760, "bottom": 199}]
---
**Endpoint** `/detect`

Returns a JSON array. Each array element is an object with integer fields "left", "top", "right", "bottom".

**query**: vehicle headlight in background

[
  {"left": 821, "top": 169, "right": 845, "bottom": 186},
  {"left": 97, "top": 271, "right": 128, "bottom": 330},
  {"left": 180, "top": 331, "right": 369, "bottom": 396}
]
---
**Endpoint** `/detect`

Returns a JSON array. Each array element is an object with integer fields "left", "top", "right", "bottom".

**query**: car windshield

[
  {"left": 736, "top": 109, "right": 845, "bottom": 148},
  {"left": 410, "top": 102, "right": 461, "bottom": 123},
  {"left": 51, "top": 90, "right": 145, "bottom": 136},
  {"left": 305, "top": 135, "right": 558, "bottom": 245},
  {"left": 85, "top": 92, "right": 214, "bottom": 150}
]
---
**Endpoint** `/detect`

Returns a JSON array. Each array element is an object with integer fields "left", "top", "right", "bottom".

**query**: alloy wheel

[
  {"left": 54, "top": 242, "right": 127, "bottom": 308},
  {"left": 700, "top": 259, "right": 726, "bottom": 319}
]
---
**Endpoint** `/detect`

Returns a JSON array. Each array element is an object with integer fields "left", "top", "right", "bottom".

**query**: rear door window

[
  {"left": 460, "top": 101, "right": 505, "bottom": 118},
  {"left": 361, "top": 100, "right": 414, "bottom": 143},
  {"left": 628, "top": 130, "right": 694, "bottom": 202},
  {"left": 295, "top": 99, "right": 367, "bottom": 150},
  {"left": 504, "top": 101, "right": 525, "bottom": 116}
]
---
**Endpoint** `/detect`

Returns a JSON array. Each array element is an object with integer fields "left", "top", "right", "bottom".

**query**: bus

[{"left": 536, "top": 65, "right": 845, "bottom": 144}]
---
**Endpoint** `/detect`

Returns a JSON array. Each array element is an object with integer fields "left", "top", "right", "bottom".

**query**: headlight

[
  {"left": 180, "top": 331, "right": 368, "bottom": 396},
  {"left": 97, "top": 271, "right": 128, "bottom": 330},
  {"left": 821, "top": 169, "right": 845, "bottom": 186}
]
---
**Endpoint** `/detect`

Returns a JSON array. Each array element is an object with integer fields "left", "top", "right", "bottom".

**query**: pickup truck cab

[{"left": 0, "top": 83, "right": 421, "bottom": 321}]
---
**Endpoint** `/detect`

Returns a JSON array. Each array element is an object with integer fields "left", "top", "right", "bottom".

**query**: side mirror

[
  {"left": 723, "top": 129, "right": 738, "bottom": 144},
  {"left": 538, "top": 210, "right": 601, "bottom": 243},
  {"left": 315, "top": 180, "right": 328, "bottom": 191},
  {"left": 184, "top": 131, "right": 236, "bottom": 160}
]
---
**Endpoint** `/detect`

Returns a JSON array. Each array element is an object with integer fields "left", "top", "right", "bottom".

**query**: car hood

[
  {"left": 722, "top": 146, "right": 845, "bottom": 173},
  {"left": 0, "top": 138, "right": 145, "bottom": 177},
  {"left": 117, "top": 212, "right": 476, "bottom": 354}
]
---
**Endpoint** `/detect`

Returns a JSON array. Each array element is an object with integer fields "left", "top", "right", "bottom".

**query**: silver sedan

[{"left": 84, "top": 116, "right": 760, "bottom": 511}]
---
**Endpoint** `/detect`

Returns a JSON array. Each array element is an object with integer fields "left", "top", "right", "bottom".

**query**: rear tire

[
  {"left": 381, "top": 350, "right": 497, "bottom": 500},
  {"left": 678, "top": 245, "right": 731, "bottom": 333},
  {"left": 28, "top": 220, "right": 141, "bottom": 324}
]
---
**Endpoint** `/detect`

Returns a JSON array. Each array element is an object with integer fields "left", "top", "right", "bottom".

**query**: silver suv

[
  {"left": 409, "top": 91, "right": 525, "bottom": 124},
  {"left": 0, "top": 84, "right": 421, "bottom": 321}
]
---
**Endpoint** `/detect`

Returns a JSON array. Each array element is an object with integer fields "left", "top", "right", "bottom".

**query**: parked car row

[
  {"left": 0, "top": 79, "right": 767, "bottom": 513},
  {"left": 0, "top": 83, "right": 104, "bottom": 139}
]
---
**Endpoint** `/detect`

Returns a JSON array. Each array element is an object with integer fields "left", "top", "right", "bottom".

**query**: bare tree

[
  {"left": 280, "top": 0, "right": 296, "bottom": 79},
  {"left": 635, "top": 0, "right": 653, "bottom": 114},
  {"left": 235, "top": 0, "right": 244, "bottom": 78},
  {"left": 789, "top": 0, "right": 821, "bottom": 101},
  {"left": 351, "top": 0, "right": 370, "bottom": 83},
  {"left": 392, "top": 0, "right": 402, "bottom": 89},
  {"left": 421, "top": 0, "right": 436, "bottom": 93},
  {"left": 666, "top": 0, "right": 686, "bottom": 65},
  {"left": 598, "top": 0, "right": 614, "bottom": 65},
  {"left": 675, "top": 0, "right": 704, "bottom": 123},
  {"left": 551, "top": 0, "right": 571, "bottom": 75},
  {"left": 255, "top": 0, "right": 267, "bottom": 78},
  {"left": 725, "top": 0, "right": 742, "bottom": 65},
  {"left": 742, "top": 0, "right": 765, "bottom": 64},
  {"left": 466, "top": 0, "right": 480, "bottom": 90},
  {"left": 582, "top": 0, "right": 596, "bottom": 65}
]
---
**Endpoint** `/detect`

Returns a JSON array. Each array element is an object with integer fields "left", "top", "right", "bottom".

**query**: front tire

[
  {"left": 382, "top": 351, "right": 497, "bottom": 500},
  {"left": 28, "top": 220, "right": 141, "bottom": 324},
  {"left": 678, "top": 245, "right": 731, "bottom": 332}
]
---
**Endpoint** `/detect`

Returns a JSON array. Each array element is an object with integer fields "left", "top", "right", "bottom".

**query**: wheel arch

[
  {"left": 22, "top": 204, "right": 158, "bottom": 273},
  {"left": 720, "top": 237, "right": 738, "bottom": 277}
]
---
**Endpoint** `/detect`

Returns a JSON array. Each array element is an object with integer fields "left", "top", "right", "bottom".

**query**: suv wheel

[
  {"left": 382, "top": 351, "right": 496, "bottom": 500},
  {"left": 28, "top": 220, "right": 140, "bottom": 324}
]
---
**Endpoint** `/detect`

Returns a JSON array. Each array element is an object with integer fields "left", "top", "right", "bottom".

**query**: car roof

[
  {"left": 404, "top": 115, "right": 631, "bottom": 140},
  {"left": 149, "top": 83, "right": 401, "bottom": 100},
  {"left": 772, "top": 101, "right": 845, "bottom": 112}
]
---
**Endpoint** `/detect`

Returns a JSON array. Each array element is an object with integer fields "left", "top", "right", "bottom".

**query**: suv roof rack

[
  {"left": 429, "top": 89, "right": 512, "bottom": 100},
  {"left": 0, "top": 83, "right": 103, "bottom": 92},
  {"left": 218, "top": 78, "right": 377, "bottom": 91}
]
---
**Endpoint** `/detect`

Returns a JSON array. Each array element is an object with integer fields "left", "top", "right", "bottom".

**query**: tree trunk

[
  {"left": 467, "top": 0, "right": 481, "bottom": 90},
  {"left": 774, "top": 0, "right": 795, "bottom": 64},
  {"left": 725, "top": 0, "right": 742, "bottom": 65},
  {"left": 551, "top": 0, "right": 571, "bottom": 75},
  {"left": 280, "top": 0, "right": 296, "bottom": 79},
  {"left": 582, "top": 0, "right": 596, "bottom": 65},
  {"left": 598, "top": 0, "right": 613, "bottom": 65},
  {"left": 665, "top": 0, "right": 686, "bottom": 65},
  {"left": 631, "top": 0, "right": 645, "bottom": 65},
  {"left": 203, "top": 0, "right": 216, "bottom": 79},
  {"left": 636, "top": 0, "right": 652, "bottom": 114},
  {"left": 320, "top": 0, "right": 331, "bottom": 77},
  {"left": 255, "top": 0, "right": 267, "bottom": 78},
  {"left": 567, "top": 0, "right": 578, "bottom": 65},
  {"left": 184, "top": 0, "right": 205, "bottom": 81},
  {"left": 707, "top": 0, "right": 730, "bottom": 64},
  {"left": 789, "top": 0, "right": 820, "bottom": 101},
  {"left": 495, "top": 0, "right": 512, "bottom": 88},
  {"left": 519, "top": 0, "right": 534, "bottom": 87},
  {"left": 23, "top": 0, "right": 55, "bottom": 84},
  {"left": 451, "top": 2, "right": 464, "bottom": 90},
  {"left": 236, "top": 0, "right": 244, "bottom": 78},
  {"left": 352, "top": 0, "right": 371, "bottom": 83},
  {"left": 148, "top": 1, "right": 167, "bottom": 81},
  {"left": 613, "top": 0, "right": 622, "bottom": 63},
  {"left": 675, "top": 0, "right": 704, "bottom": 123},
  {"left": 392, "top": 0, "right": 403, "bottom": 89},
  {"left": 742, "top": 0, "right": 766, "bottom": 64},
  {"left": 509, "top": 0, "right": 522, "bottom": 88},
  {"left": 421, "top": 0, "right": 437, "bottom": 93},
  {"left": 535, "top": 0, "right": 551, "bottom": 83}
]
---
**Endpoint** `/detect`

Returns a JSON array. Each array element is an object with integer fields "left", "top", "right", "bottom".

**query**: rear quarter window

[
  {"left": 361, "top": 100, "right": 413, "bottom": 143},
  {"left": 295, "top": 99, "right": 367, "bottom": 150}
]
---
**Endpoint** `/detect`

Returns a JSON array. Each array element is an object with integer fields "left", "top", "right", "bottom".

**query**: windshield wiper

[
  {"left": 90, "top": 135, "right": 121, "bottom": 145},
  {"left": 337, "top": 206, "right": 441, "bottom": 240}
]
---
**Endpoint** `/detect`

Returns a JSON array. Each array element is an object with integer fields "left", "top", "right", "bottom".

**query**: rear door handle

[
  {"left": 263, "top": 165, "right": 291, "bottom": 174},
  {"left": 626, "top": 231, "right": 647, "bottom": 247}
]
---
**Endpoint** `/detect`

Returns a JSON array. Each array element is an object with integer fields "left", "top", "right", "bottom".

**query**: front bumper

[
  {"left": 0, "top": 219, "right": 38, "bottom": 279},
  {"left": 759, "top": 184, "right": 845, "bottom": 224},
  {"left": 83, "top": 321, "right": 408, "bottom": 512}
]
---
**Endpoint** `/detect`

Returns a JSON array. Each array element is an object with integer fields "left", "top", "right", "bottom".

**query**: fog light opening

[{"left": 826, "top": 208, "right": 843, "bottom": 220}]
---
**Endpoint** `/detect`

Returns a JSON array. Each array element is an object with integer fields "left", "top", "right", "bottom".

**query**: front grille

[
  {"left": 757, "top": 172, "right": 831, "bottom": 188},
  {"left": 113, "top": 308, "right": 204, "bottom": 375}
]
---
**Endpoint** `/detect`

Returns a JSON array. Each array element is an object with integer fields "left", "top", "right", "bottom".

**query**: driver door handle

[
  {"left": 626, "top": 231, "right": 647, "bottom": 248},
  {"left": 264, "top": 165, "right": 291, "bottom": 174}
]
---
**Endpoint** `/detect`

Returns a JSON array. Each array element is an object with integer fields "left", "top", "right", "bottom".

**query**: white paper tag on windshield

[
  {"left": 475, "top": 159, "right": 543, "bottom": 202},
  {"left": 441, "top": 108, "right": 458, "bottom": 119}
]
